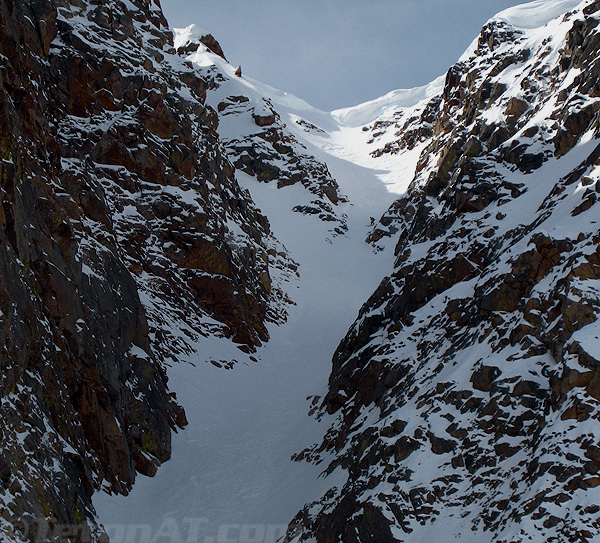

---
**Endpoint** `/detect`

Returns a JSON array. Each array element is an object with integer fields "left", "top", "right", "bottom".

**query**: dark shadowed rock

[{"left": 0, "top": 0, "right": 292, "bottom": 540}]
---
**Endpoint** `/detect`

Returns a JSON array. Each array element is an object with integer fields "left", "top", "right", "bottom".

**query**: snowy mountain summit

[{"left": 2, "top": 0, "right": 600, "bottom": 542}]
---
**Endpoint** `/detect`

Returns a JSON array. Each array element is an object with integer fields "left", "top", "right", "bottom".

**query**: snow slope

[
  {"left": 495, "top": 0, "right": 583, "bottom": 28},
  {"left": 331, "top": 77, "right": 444, "bottom": 128}
]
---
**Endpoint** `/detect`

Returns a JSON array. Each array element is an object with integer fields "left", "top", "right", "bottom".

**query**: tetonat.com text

[{"left": 21, "top": 517, "right": 290, "bottom": 543}]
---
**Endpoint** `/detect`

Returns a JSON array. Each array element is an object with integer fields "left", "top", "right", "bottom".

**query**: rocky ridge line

[{"left": 174, "top": 27, "right": 350, "bottom": 236}]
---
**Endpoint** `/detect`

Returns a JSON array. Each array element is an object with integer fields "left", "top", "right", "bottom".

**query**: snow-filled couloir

[{"left": 1, "top": 0, "right": 600, "bottom": 542}]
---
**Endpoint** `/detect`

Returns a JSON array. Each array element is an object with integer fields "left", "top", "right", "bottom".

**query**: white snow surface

[
  {"left": 331, "top": 76, "right": 445, "bottom": 128},
  {"left": 93, "top": 0, "right": 588, "bottom": 541},
  {"left": 172, "top": 23, "right": 211, "bottom": 50},
  {"left": 494, "top": 0, "right": 584, "bottom": 29}
]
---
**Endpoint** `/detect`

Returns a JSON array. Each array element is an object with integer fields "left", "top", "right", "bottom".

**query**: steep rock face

[
  {"left": 0, "top": 0, "right": 290, "bottom": 540},
  {"left": 289, "top": 2, "right": 600, "bottom": 542},
  {"left": 174, "top": 28, "right": 349, "bottom": 235}
]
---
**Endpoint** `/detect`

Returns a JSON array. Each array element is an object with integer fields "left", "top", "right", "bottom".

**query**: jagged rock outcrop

[
  {"left": 289, "top": 2, "right": 600, "bottom": 542},
  {"left": 0, "top": 0, "right": 292, "bottom": 540},
  {"left": 174, "top": 30, "right": 349, "bottom": 235}
]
